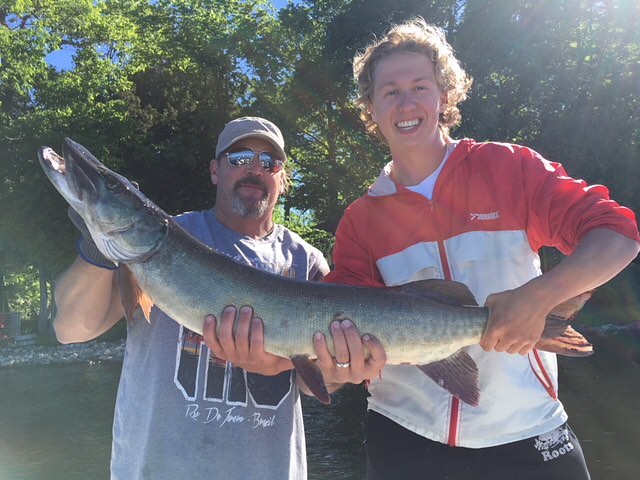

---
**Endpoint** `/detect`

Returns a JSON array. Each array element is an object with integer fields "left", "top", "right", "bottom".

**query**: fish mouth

[
  {"left": 40, "top": 137, "right": 169, "bottom": 264},
  {"left": 38, "top": 138, "right": 104, "bottom": 205},
  {"left": 39, "top": 139, "right": 139, "bottom": 234},
  {"left": 40, "top": 147, "right": 67, "bottom": 174}
]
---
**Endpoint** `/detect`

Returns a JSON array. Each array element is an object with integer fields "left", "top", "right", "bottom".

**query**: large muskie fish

[{"left": 39, "top": 138, "right": 593, "bottom": 406}]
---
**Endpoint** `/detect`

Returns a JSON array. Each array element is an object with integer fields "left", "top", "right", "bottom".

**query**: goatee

[
  {"left": 232, "top": 195, "right": 270, "bottom": 219},
  {"left": 232, "top": 177, "right": 271, "bottom": 219}
]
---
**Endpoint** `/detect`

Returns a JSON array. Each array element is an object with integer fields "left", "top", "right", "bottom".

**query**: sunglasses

[{"left": 224, "top": 147, "right": 284, "bottom": 173}]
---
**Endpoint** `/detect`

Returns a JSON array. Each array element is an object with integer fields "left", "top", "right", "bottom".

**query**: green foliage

[
  {"left": 274, "top": 205, "right": 335, "bottom": 261},
  {"left": 1, "top": 0, "right": 639, "bottom": 329},
  {"left": 3, "top": 265, "right": 40, "bottom": 323},
  {"left": 251, "top": 0, "right": 464, "bottom": 226},
  {"left": 455, "top": 0, "right": 640, "bottom": 209},
  {"left": 0, "top": 0, "right": 283, "bottom": 325}
]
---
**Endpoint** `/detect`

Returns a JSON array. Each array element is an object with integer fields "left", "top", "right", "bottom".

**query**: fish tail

[{"left": 536, "top": 292, "right": 593, "bottom": 357}]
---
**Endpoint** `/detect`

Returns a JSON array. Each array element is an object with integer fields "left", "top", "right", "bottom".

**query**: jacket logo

[{"left": 470, "top": 211, "right": 499, "bottom": 221}]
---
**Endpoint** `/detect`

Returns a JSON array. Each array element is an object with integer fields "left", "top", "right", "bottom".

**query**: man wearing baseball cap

[{"left": 53, "top": 116, "right": 385, "bottom": 479}]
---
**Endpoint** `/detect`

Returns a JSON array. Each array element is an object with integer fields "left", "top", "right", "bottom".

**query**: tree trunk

[
  {"left": 37, "top": 264, "right": 52, "bottom": 336},
  {"left": 0, "top": 250, "right": 8, "bottom": 312},
  {"left": 283, "top": 197, "right": 292, "bottom": 223}
]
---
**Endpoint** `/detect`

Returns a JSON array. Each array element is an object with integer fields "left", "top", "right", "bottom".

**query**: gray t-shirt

[{"left": 110, "top": 210, "right": 329, "bottom": 480}]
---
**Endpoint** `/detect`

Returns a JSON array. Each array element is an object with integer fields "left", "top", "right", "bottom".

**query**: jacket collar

[{"left": 367, "top": 138, "right": 474, "bottom": 197}]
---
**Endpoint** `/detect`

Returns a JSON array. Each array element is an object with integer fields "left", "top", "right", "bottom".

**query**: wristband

[{"left": 77, "top": 237, "right": 118, "bottom": 270}]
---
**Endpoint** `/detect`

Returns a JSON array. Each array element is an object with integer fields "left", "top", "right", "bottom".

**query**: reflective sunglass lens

[
  {"left": 227, "top": 150, "right": 254, "bottom": 166},
  {"left": 259, "top": 153, "right": 282, "bottom": 173},
  {"left": 226, "top": 149, "right": 282, "bottom": 172}
]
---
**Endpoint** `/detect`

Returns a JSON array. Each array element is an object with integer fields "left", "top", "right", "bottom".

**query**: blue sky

[{"left": 46, "top": 0, "right": 295, "bottom": 71}]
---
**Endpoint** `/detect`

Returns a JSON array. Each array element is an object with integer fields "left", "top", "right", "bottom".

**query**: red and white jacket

[{"left": 325, "top": 139, "right": 639, "bottom": 448}]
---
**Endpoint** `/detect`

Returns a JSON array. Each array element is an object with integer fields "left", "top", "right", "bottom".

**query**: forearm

[
  {"left": 525, "top": 228, "right": 639, "bottom": 309},
  {"left": 53, "top": 257, "right": 124, "bottom": 343},
  {"left": 481, "top": 228, "right": 639, "bottom": 354}
]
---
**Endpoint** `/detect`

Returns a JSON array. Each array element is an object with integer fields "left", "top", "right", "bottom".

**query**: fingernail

[
  {"left": 331, "top": 321, "right": 340, "bottom": 330},
  {"left": 240, "top": 306, "right": 252, "bottom": 314},
  {"left": 362, "top": 334, "right": 371, "bottom": 341},
  {"left": 204, "top": 315, "right": 214, "bottom": 325},
  {"left": 314, "top": 332, "right": 323, "bottom": 340},
  {"left": 224, "top": 306, "right": 235, "bottom": 313},
  {"left": 342, "top": 320, "right": 353, "bottom": 328}
]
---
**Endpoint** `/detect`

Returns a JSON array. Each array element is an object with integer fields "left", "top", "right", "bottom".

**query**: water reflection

[
  {"left": 0, "top": 363, "right": 119, "bottom": 480},
  {"left": 0, "top": 333, "right": 638, "bottom": 480},
  {"left": 557, "top": 331, "right": 640, "bottom": 478},
  {"left": 303, "top": 385, "right": 367, "bottom": 480}
]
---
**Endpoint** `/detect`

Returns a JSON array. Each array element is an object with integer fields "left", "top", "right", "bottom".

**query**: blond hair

[{"left": 353, "top": 17, "right": 472, "bottom": 142}]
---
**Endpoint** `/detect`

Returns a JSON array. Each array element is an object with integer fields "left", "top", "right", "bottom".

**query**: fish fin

[
  {"left": 291, "top": 355, "right": 331, "bottom": 405},
  {"left": 396, "top": 279, "right": 479, "bottom": 306},
  {"left": 416, "top": 349, "right": 480, "bottom": 406},
  {"left": 536, "top": 292, "right": 594, "bottom": 357},
  {"left": 117, "top": 266, "right": 154, "bottom": 323},
  {"left": 535, "top": 326, "right": 593, "bottom": 357}
]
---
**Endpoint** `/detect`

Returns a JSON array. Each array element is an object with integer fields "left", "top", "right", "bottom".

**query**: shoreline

[
  {"left": 0, "top": 339, "right": 125, "bottom": 367},
  {"left": 0, "top": 323, "right": 638, "bottom": 368}
]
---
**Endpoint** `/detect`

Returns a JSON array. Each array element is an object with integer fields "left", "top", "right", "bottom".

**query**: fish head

[{"left": 39, "top": 137, "right": 168, "bottom": 264}]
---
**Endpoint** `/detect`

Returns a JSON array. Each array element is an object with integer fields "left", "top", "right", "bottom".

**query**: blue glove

[{"left": 68, "top": 206, "right": 117, "bottom": 270}]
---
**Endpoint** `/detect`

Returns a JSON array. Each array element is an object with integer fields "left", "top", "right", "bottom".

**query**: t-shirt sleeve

[{"left": 309, "top": 251, "right": 330, "bottom": 281}]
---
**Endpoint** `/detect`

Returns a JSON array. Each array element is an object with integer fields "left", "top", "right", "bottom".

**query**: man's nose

[
  {"left": 398, "top": 91, "right": 416, "bottom": 111},
  {"left": 245, "top": 156, "right": 264, "bottom": 175}
]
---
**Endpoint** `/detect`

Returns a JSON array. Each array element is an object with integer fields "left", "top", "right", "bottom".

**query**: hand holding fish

[
  {"left": 202, "top": 306, "right": 294, "bottom": 376},
  {"left": 481, "top": 283, "right": 555, "bottom": 355},
  {"left": 313, "top": 319, "right": 387, "bottom": 388}
]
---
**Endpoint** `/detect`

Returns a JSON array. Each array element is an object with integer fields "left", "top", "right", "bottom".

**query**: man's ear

[
  {"left": 209, "top": 158, "right": 219, "bottom": 185},
  {"left": 368, "top": 102, "right": 376, "bottom": 123}
]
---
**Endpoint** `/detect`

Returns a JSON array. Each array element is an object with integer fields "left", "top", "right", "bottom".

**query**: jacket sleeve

[
  {"left": 520, "top": 148, "right": 639, "bottom": 255},
  {"left": 325, "top": 204, "right": 386, "bottom": 287}
]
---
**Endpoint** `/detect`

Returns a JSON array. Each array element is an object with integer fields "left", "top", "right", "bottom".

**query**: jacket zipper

[
  {"left": 448, "top": 397, "right": 461, "bottom": 446},
  {"left": 431, "top": 201, "right": 461, "bottom": 447},
  {"left": 439, "top": 234, "right": 460, "bottom": 446}
]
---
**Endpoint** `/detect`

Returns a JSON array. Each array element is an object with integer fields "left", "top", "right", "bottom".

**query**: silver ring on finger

[{"left": 336, "top": 360, "right": 351, "bottom": 368}]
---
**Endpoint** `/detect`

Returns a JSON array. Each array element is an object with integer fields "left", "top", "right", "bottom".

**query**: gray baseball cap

[{"left": 215, "top": 116, "right": 286, "bottom": 161}]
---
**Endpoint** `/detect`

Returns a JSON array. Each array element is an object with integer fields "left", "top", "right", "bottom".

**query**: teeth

[
  {"left": 44, "top": 148, "right": 66, "bottom": 173},
  {"left": 396, "top": 119, "right": 420, "bottom": 129}
]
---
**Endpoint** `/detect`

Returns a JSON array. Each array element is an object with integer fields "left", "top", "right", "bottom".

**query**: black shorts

[{"left": 365, "top": 411, "right": 591, "bottom": 480}]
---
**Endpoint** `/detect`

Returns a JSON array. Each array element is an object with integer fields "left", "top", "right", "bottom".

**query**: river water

[{"left": 1, "top": 333, "right": 638, "bottom": 480}]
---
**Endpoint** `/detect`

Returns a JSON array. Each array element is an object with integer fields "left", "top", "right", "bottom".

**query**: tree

[
  {"left": 0, "top": 0, "right": 280, "bottom": 333},
  {"left": 455, "top": 0, "right": 640, "bottom": 211},
  {"left": 2, "top": 0, "right": 638, "bottom": 331},
  {"left": 251, "top": 0, "right": 465, "bottom": 228}
]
